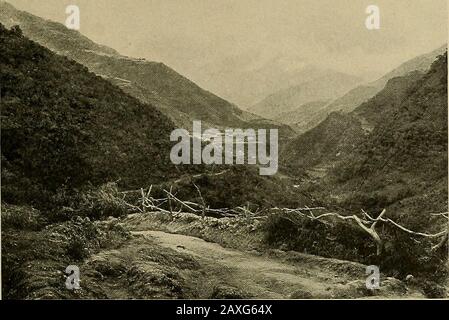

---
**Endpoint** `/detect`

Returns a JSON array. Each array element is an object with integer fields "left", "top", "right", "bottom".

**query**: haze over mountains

[
  {"left": 199, "top": 58, "right": 360, "bottom": 108},
  {"left": 249, "top": 70, "right": 362, "bottom": 119},
  {"left": 2, "top": 1, "right": 446, "bottom": 139},
  {"left": 250, "top": 44, "right": 446, "bottom": 134},
  {"left": 323, "top": 45, "right": 448, "bottom": 115},
  {"left": 0, "top": 1, "right": 292, "bottom": 137},
  {"left": 1, "top": 1, "right": 448, "bottom": 299}
]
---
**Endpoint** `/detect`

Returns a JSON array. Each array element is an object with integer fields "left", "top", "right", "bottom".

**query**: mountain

[
  {"left": 0, "top": 23, "right": 301, "bottom": 213},
  {"left": 315, "top": 85, "right": 380, "bottom": 116},
  {"left": 281, "top": 53, "right": 448, "bottom": 277},
  {"left": 199, "top": 59, "right": 339, "bottom": 108},
  {"left": 281, "top": 112, "right": 366, "bottom": 176},
  {"left": 281, "top": 70, "right": 425, "bottom": 175},
  {"left": 273, "top": 100, "right": 329, "bottom": 126},
  {"left": 370, "top": 45, "right": 448, "bottom": 90},
  {"left": 0, "top": 23, "right": 181, "bottom": 206},
  {"left": 309, "top": 45, "right": 448, "bottom": 130},
  {"left": 248, "top": 71, "right": 362, "bottom": 120},
  {"left": 253, "top": 45, "right": 446, "bottom": 134},
  {"left": 0, "top": 1, "right": 292, "bottom": 137},
  {"left": 282, "top": 52, "right": 448, "bottom": 220}
]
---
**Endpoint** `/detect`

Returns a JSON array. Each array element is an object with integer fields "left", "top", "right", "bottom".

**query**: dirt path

[{"left": 131, "top": 230, "right": 418, "bottom": 299}]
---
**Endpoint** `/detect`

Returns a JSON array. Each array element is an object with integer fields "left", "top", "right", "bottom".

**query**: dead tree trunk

[{"left": 310, "top": 209, "right": 386, "bottom": 256}]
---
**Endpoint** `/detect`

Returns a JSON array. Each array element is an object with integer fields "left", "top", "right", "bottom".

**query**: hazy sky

[{"left": 7, "top": 0, "right": 448, "bottom": 87}]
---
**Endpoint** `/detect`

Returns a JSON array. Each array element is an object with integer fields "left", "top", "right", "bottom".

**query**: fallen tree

[
  {"left": 270, "top": 207, "right": 448, "bottom": 257},
  {"left": 118, "top": 184, "right": 448, "bottom": 259}
]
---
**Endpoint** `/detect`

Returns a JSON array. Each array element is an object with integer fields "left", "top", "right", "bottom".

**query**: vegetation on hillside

[
  {"left": 0, "top": 23, "right": 179, "bottom": 208},
  {"left": 277, "top": 53, "right": 448, "bottom": 282},
  {"left": 0, "top": 8, "right": 447, "bottom": 298},
  {"left": 0, "top": 1, "right": 294, "bottom": 139}
]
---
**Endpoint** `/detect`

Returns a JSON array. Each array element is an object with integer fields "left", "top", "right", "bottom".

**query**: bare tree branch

[{"left": 192, "top": 182, "right": 206, "bottom": 219}]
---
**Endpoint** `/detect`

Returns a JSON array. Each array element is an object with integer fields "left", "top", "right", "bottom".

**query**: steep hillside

[
  {"left": 353, "top": 71, "right": 424, "bottom": 126},
  {"left": 315, "top": 46, "right": 448, "bottom": 125},
  {"left": 282, "top": 52, "right": 448, "bottom": 220},
  {"left": 278, "top": 53, "right": 448, "bottom": 280},
  {"left": 273, "top": 100, "right": 329, "bottom": 127},
  {"left": 249, "top": 71, "right": 361, "bottom": 119},
  {"left": 0, "top": 26, "right": 303, "bottom": 216},
  {"left": 282, "top": 112, "right": 365, "bottom": 176},
  {"left": 0, "top": 23, "right": 179, "bottom": 206},
  {"left": 261, "top": 45, "right": 446, "bottom": 135},
  {"left": 0, "top": 1, "right": 292, "bottom": 137},
  {"left": 334, "top": 53, "right": 448, "bottom": 214}
]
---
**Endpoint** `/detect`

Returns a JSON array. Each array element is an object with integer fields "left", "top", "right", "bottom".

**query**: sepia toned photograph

[{"left": 0, "top": 0, "right": 448, "bottom": 303}]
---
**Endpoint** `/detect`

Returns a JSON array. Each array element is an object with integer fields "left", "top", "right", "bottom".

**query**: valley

[{"left": 1, "top": 1, "right": 448, "bottom": 300}]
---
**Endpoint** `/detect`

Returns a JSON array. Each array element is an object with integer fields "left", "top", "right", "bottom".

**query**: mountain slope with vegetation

[
  {"left": 0, "top": 23, "right": 304, "bottom": 213},
  {"left": 335, "top": 53, "right": 448, "bottom": 215},
  {"left": 0, "top": 24, "right": 314, "bottom": 300},
  {"left": 0, "top": 1, "right": 293, "bottom": 138},
  {"left": 283, "top": 53, "right": 447, "bottom": 213},
  {"left": 254, "top": 45, "right": 446, "bottom": 134},
  {"left": 276, "top": 53, "right": 448, "bottom": 282},
  {"left": 0, "top": 23, "right": 180, "bottom": 207},
  {"left": 1, "top": 2, "right": 447, "bottom": 299},
  {"left": 282, "top": 70, "right": 426, "bottom": 174},
  {"left": 304, "top": 46, "right": 448, "bottom": 134}
]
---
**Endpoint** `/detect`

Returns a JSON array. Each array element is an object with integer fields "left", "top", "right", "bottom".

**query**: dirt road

[{"left": 130, "top": 230, "right": 420, "bottom": 299}]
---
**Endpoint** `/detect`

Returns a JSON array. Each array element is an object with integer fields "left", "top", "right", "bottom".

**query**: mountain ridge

[
  {"left": 0, "top": 1, "right": 293, "bottom": 138},
  {"left": 312, "top": 45, "right": 448, "bottom": 130},
  {"left": 282, "top": 51, "right": 448, "bottom": 221},
  {"left": 249, "top": 71, "right": 362, "bottom": 119},
  {"left": 0, "top": 22, "right": 182, "bottom": 206},
  {"left": 252, "top": 44, "right": 446, "bottom": 134}
]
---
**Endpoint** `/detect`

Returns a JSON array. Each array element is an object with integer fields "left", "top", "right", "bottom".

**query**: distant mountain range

[
  {"left": 273, "top": 100, "right": 330, "bottom": 129},
  {"left": 310, "top": 45, "right": 448, "bottom": 130},
  {"left": 0, "top": 1, "right": 293, "bottom": 138},
  {"left": 248, "top": 71, "right": 362, "bottom": 120},
  {"left": 251, "top": 45, "right": 446, "bottom": 134},
  {"left": 199, "top": 58, "right": 347, "bottom": 108}
]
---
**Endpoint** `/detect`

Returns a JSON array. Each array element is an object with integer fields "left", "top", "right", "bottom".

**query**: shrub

[
  {"left": 380, "top": 227, "right": 448, "bottom": 281},
  {"left": 421, "top": 281, "right": 448, "bottom": 298},
  {"left": 78, "top": 183, "right": 129, "bottom": 219},
  {"left": 96, "top": 219, "right": 131, "bottom": 249},
  {"left": 262, "top": 212, "right": 374, "bottom": 261},
  {"left": 1, "top": 204, "right": 46, "bottom": 230},
  {"left": 66, "top": 237, "right": 89, "bottom": 261}
]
